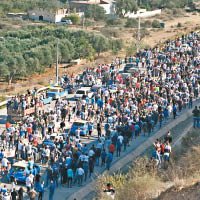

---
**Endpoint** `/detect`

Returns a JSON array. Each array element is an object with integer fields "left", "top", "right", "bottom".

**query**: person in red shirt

[
  {"left": 109, "top": 144, "right": 115, "bottom": 155},
  {"left": 27, "top": 127, "right": 32, "bottom": 135},
  {"left": 6, "top": 122, "right": 11, "bottom": 131}
]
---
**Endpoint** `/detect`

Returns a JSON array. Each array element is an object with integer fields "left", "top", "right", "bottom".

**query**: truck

[{"left": 7, "top": 102, "right": 43, "bottom": 123}]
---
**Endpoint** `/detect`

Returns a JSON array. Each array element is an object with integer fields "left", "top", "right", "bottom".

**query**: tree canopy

[
  {"left": 85, "top": 5, "right": 107, "bottom": 21},
  {"left": 0, "top": 26, "right": 122, "bottom": 83},
  {"left": 115, "top": 0, "right": 196, "bottom": 17}
]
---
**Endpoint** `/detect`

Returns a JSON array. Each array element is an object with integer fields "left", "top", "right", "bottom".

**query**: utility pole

[
  {"left": 56, "top": 39, "right": 59, "bottom": 85},
  {"left": 137, "top": 14, "right": 141, "bottom": 53},
  {"left": 82, "top": 15, "right": 85, "bottom": 29}
]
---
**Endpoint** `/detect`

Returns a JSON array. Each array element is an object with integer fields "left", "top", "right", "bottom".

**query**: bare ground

[{"left": 156, "top": 182, "right": 200, "bottom": 200}]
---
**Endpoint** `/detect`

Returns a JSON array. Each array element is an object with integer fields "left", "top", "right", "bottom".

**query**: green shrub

[
  {"left": 101, "top": 28, "right": 121, "bottom": 38},
  {"left": 126, "top": 44, "right": 137, "bottom": 56},
  {"left": 125, "top": 18, "right": 138, "bottom": 28},
  {"left": 141, "top": 20, "right": 152, "bottom": 28},
  {"left": 152, "top": 20, "right": 161, "bottom": 28},
  {"left": 65, "top": 14, "right": 81, "bottom": 25},
  {"left": 85, "top": 5, "right": 106, "bottom": 21},
  {"left": 106, "top": 18, "right": 122, "bottom": 26},
  {"left": 177, "top": 22, "right": 182, "bottom": 27}
]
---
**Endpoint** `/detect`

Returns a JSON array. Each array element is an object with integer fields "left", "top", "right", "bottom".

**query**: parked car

[
  {"left": 7, "top": 161, "right": 40, "bottom": 183},
  {"left": 70, "top": 120, "right": 89, "bottom": 136},
  {"left": 65, "top": 85, "right": 79, "bottom": 94},
  {"left": 57, "top": 20, "right": 72, "bottom": 25},
  {"left": 74, "top": 87, "right": 93, "bottom": 99},
  {"left": 124, "top": 64, "right": 139, "bottom": 73},
  {"left": 47, "top": 87, "right": 68, "bottom": 100},
  {"left": 123, "top": 63, "right": 137, "bottom": 72},
  {"left": 41, "top": 96, "right": 53, "bottom": 105},
  {"left": 43, "top": 139, "right": 55, "bottom": 150}
]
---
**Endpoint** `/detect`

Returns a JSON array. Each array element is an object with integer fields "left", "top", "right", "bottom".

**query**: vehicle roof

[
  {"left": 73, "top": 120, "right": 89, "bottom": 124},
  {"left": 91, "top": 85, "right": 101, "bottom": 88},
  {"left": 50, "top": 133, "right": 63, "bottom": 137},
  {"left": 49, "top": 87, "right": 63, "bottom": 90},
  {"left": 13, "top": 161, "right": 27, "bottom": 168},
  {"left": 78, "top": 87, "right": 91, "bottom": 90}
]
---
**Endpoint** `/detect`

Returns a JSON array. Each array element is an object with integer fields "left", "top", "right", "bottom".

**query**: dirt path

[{"left": 143, "top": 12, "right": 200, "bottom": 47}]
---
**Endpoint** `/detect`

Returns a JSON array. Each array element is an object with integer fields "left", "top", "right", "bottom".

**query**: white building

[
  {"left": 70, "top": 0, "right": 115, "bottom": 15},
  {"left": 125, "top": 9, "right": 161, "bottom": 18},
  {"left": 28, "top": 9, "right": 68, "bottom": 23}
]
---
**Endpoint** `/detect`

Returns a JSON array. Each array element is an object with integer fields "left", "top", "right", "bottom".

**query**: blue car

[
  {"left": 43, "top": 139, "right": 55, "bottom": 149},
  {"left": 47, "top": 87, "right": 68, "bottom": 100},
  {"left": 41, "top": 96, "right": 53, "bottom": 105},
  {"left": 7, "top": 161, "right": 40, "bottom": 183},
  {"left": 43, "top": 134, "right": 66, "bottom": 150},
  {"left": 70, "top": 121, "right": 89, "bottom": 136}
]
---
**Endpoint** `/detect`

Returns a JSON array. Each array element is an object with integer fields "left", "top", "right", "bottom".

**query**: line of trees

[
  {"left": 115, "top": 0, "right": 195, "bottom": 17},
  {"left": 0, "top": 0, "right": 64, "bottom": 15},
  {"left": 0, "top": 0, "right": 196, "bottom": 19},
  {"left": 0, "top": 26, "right": 123, "bottom": 84}
]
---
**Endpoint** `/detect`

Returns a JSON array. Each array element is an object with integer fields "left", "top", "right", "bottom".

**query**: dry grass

[
  {"left": 97, "top": 157, "right": 165, "bottom": 200},
  {"left": 96, "top": 129, "right": 200, "bottom": 200}
]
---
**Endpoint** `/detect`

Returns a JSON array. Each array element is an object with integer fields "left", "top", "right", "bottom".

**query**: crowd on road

[{"left": 1, "top": 31, "right": 200, "bottom": 200}]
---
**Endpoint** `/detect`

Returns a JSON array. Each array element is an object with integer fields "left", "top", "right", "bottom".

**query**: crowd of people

[{"left": 0, "top": 31, "right": 200, "bottom": 200}]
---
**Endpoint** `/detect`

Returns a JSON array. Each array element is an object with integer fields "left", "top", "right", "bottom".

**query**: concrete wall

[
  {"left": 55, "top": 14, "right": 67, "bottom": 23},
  {"left": 99, "top": 4, "right": 114, "bottom": 14},
  {"left": 28, "top": 10, "right": 55, "bottom": 22},
  {"left": 28, "top": 9, "right": 67, "bottom": 23},
  {"left": 125, "top": 9, "right": 161, "bottom": 18}
]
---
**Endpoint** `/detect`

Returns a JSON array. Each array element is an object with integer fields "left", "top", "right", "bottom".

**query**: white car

[
  {"left": 74, "top": 87, "right": 93, "bottom": 99},
  {"left": 181, "top": 44, "right": 191, "bottom": 51}
]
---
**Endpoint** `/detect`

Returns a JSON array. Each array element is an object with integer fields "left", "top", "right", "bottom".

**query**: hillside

[
  {"left": 157, "top": 183, "right": 200, "bottom": 200},
  {"left": 97, "top": 127, "right": 200, "bottom": 200}
]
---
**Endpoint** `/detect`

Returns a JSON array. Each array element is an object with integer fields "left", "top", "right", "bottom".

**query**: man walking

[
  {"left": 49, "top": 180, "right": 56, "bottom": 200},
  {"left": 192, "top": 106, "right": 199, "bottom": 128}
]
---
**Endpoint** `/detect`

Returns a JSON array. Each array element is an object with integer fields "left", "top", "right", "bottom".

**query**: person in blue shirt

[
  {"left": 86, "top": 97, "right": 90, "bottom": 105},
  {"left": 134, "top": 124, "right": 140, "bottom": 138},
  {"left": 173, "top": 105, "right": 177, "bottom": 119},
  {"left": 83, "top": 161, "right": 89, "bottom": 181},
  {"left": 116, "top": 139, "right": 121, "bottom": 157},
  {"left": 104, "top": 123, "right": 110, "bottom": 136},
  {"left": 88, "top": 123, "right": 93, "bottom": 139},
  {"left": 152, "top": 148, "right": 161, "bottom": 168},
  {"left": 99, "top": 100, "right": 104, "bottom": 110},
  {"left": 49, "top": 180, "right": 56, "bottom": 200},
  {"left": 101, "top": 149, "right": 107, "bottom": 167},
  {"left": 35, "top": 181, "right": 44, "bottom": 200},
  {"left": 67, "top": 168, "right": 73, "bottom": 188},
  {"left": 0, "top": 149, "right": 4, "bottom": 161},
  {"left": 1, "top": 185, "right": 7, "bottom": 195},
  {"left": 106, "top": 152, "right": 113, "bottom": 170}
]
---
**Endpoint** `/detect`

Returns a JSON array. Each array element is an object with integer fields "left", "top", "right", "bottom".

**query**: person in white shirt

[
  {"left": 18, "top": 141, "right": 23, "bottom": 159},
  {"left": 26, "top": 174, "right": 33, "bottom": 192},
  {"left": 164, "top": 141, "right": 172, "bottom": 169},
  {"left": 44, "top": 146, "right": 50, "bottom": 164},
  {"left": 26, "top": 143, "right": 32, "bottom": 158},
  {"left": 1, "top": 157, "right": 9, "bottom": 171},
  {"left": 88, "top": 149, "right": 95, "bottom": 158},
  {"left": 29, "top": 171, "right": 34, "bottom": 183},
  {"left": 118, "top": 135, "right": 123, "bottom": 144},
  {"left": 76, "top": 167, "right": 84, "bottom": 186}
]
